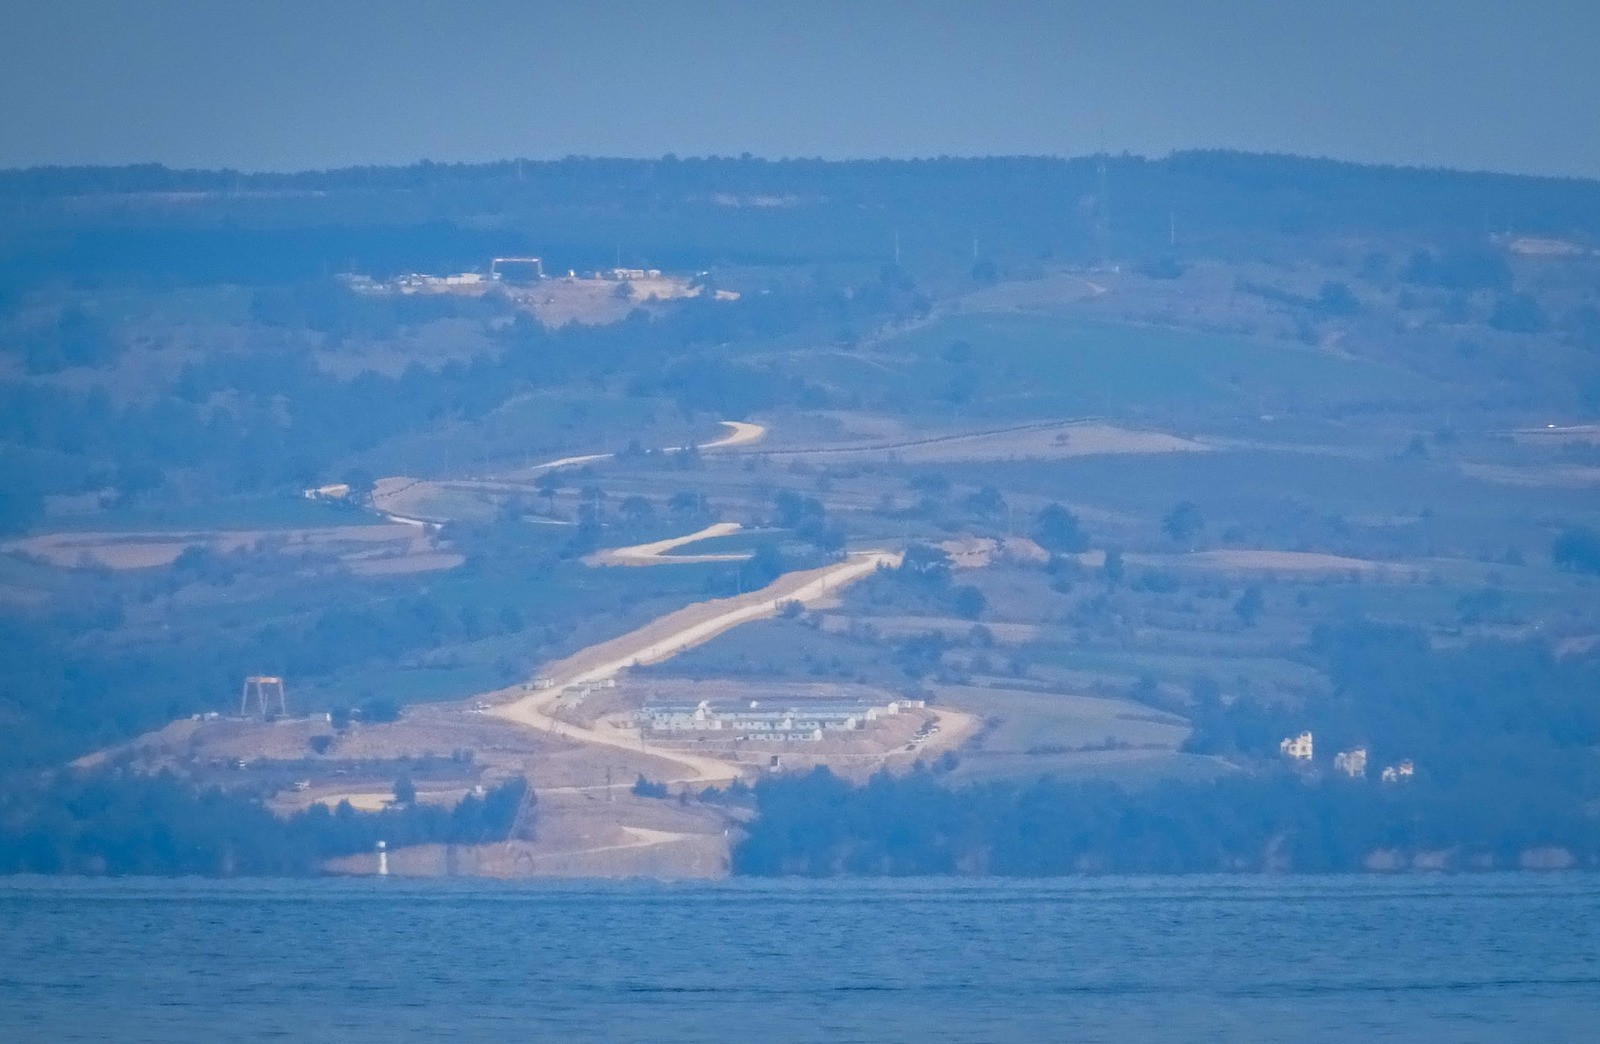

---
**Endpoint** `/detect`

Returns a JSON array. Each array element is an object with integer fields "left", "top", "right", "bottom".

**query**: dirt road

[
  {"left": 522, "top": 419, "right": 766, "bottom": 475},
  {"left": 370, "top": 420, "right": 766, "bottom": 525},
  {"left": 584, "top": 521, "right": 751, "bottom": 566},
  {"left": 487, "top": 549, "right": 902, "bottom": 782}
]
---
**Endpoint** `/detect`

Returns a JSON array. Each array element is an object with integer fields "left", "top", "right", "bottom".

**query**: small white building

[
  {"left": 1280, "top": 731, "right": 1314, "bottom": 761},
  {"left": 643, "top": 697, "right": 905, "bottom": 741},
  {"left": 1381, "top": 760, "right": 1415, "bottom": 783},
  {"left": 1333, "top": 747, "right": 1367, "bottom": 778}
]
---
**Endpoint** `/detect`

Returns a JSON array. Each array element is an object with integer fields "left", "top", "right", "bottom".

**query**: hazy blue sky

[{"left": 3, "top": 0, "right": 1598, "bottom": 177}]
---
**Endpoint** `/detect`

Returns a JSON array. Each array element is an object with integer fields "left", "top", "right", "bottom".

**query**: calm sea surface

[{"left": 1, "top": 875, "right": 1597, "bottom": 1043}]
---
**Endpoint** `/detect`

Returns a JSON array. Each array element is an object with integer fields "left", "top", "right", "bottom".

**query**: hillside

[{"left": 2, "top": 154, "right": 1599, "bottom": 876}]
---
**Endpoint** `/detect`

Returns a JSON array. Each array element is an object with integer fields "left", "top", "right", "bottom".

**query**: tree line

[{"left": 0, "top": 773, "right": 529, "bottom": 876}]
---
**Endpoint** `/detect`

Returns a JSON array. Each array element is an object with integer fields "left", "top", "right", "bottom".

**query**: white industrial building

[{"left": 642, "top": 698, "right": 920, "bottom": 742}]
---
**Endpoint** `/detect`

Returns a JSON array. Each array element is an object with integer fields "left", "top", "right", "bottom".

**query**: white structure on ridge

[
  {"left": 1333, "top": 747, "right": 1368, "bottom": 778},
  {"left": 1279, "top": 731, "right": 1314, "bottom": 761},
  {"left": 1381, "top": 760, "right": 1415, "bottom": 783}
]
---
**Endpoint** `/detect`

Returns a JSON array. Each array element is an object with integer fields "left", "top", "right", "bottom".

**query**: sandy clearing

[
  {"left": 914, "top": 705, "right": 982, "bottom": 761},
  {"left": 1459, "top": 462, "right": 1600, "bottom": 489},
  {"left": 760, "top": 420, "right": 1207, "bottom": 465},
  {"left": 5, "top": 524, "right": 430, "bottom": 570},
  {"left": 700, "top": 420, "right": 766, "bottom": 451},
  {"left": 522, "top": 420, "right": 766, "bottom": 476},
  {"left": 346, "top": 552, "right": 465, "bottom": 576},
  {"left": 370, "top": 420, "right": 767, "bottom": 525},
  {"left": 485, "top": 549, "right": 901, "bottom": 783},
  {"left": 511, "top": 825, "right": 702, "bottom": 863},
  {"left": 535, "top": 550, "right": 900, "bottom": 691},
  {"left": 821, "top": 614, "right": 1040, "bottom": 645},
  {"left": 584, "top": 521, "right": 751, "bottom": 566},
  {"left": 490, "top": 703, "right": 745, "bottom": 784},
  {"left": 1171, "top": 549, "right": 1401, "bottom": 574}
]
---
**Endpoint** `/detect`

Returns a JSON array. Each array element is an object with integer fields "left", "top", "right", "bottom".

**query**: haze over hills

[{"left": 1, "top": 152, "right": 1598, "bottom": 877}]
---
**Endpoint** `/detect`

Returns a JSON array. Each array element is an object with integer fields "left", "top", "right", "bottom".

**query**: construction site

[{"left": 339, "top": 257, "right": 738, "bottom": 326}]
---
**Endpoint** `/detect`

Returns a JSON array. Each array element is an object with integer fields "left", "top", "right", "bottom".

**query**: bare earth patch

[
  {"left": 761, "top": 420, "right": 1209, "bottom": 465},
  {"left": 5, "top": 524, "right": 449, "bottom": 573},
  {"left": 585, "top": 521, "right": 752, "bottom": 566},
  {"left": 1166, "top": 549, "right": 1405, "bottom": 575}
]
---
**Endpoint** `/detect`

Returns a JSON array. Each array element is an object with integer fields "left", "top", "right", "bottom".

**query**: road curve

[
  {"left": 368, "top": 420, "right": 766, "bottom": 525},
  {"left": 525, "top": 419, "right": 767, "bottom": 475},
  {"left": 583, "top": 521, "right": 752, "bottom": 567},
  {"left": 487, "top": 549, "right": 901, "bottom": 783}
]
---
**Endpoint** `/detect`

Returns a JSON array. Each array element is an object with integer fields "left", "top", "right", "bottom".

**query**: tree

[
  {"left": 1034, "top": 504, "right": 1089, "bottom": 553},
  {"left": 669, "top": 490, "right": 705, "bottom": 516},
  {"left": 1162, "top": 501, "right": 1204, "bottom": 545},
  {"left": 619, "top": 494, "right": 654, "bottom": 525},
  {"left": 1316, "top": 281, "right": 1360, "bottom": 317},
  {"left": 741, "top": 542, "right": 785, "bottom": 590},
  {"left": 632, "top": 775, "right": 668, "bottom": 798},
  {"left": 392, "top": 776, "right": 417, "bottom": 805},
  {"left": 1234, "top": 586, "right": 1265, "bottom": 627},
  {"left": 340, "top": 468, "right": 377, "bottom": 502},
  {"left": 1553, "top": 527, "right": 1600, "bottom": 575},
  {"left": 900, "top": 543, "right": 952, "bottom": 581},
  {"left": 578, "top": 486, "right": 606, "bottom": 524},
  {"left": 964, "top": 486, "right": 1006, "bottom": 518},
  {"left": 1489, "top": 293, "right": 1546, "bottom": 334},
  {"left": 1138, "top": 256, "right": 1185, "bottom": 280},
  {"left": 941, "top": 340, "right": 974, "bottom": 364},
  {"left": 952, "top": 585, "right": 986, "bottom": 620},
  {"left": 774, "top": 489, "right": 824, "bottom": 529},
  {"left": 534, "top": 472, "right": 562, "bottom": 512},
  {"left": 1190, "top": 674, "right": 1223, "bottom": 711}
]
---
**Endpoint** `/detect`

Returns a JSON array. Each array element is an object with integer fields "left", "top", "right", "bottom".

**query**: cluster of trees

[
  {"left": 8, "top": 153, "right": 1600, "bottom": 294},
  {"left": 0, "top": 272, "right": 886, "bottom": 530},
  {"left": 1186, "top": 626, "right": 1600, "bottom": 794},
  {"left": 732, "top": 629, "right": 1600, "bottom": 876},
  {"left": 772, "top": 489, "right": 845, "bottom": 552},
  {"left": 1553, "top": 526, "right": 1600, "bottom": 575},
  {"left": 892, "top": 544, "right": 987, "bottom": 626},
  {"left": 0, "top": 774, "right": 529, "bottom": 876},
  {"left": 732, "top": 765, "right": 1599, "bottom": 876}
]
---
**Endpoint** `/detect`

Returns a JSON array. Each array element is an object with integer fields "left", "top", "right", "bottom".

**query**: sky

[{"left": 3, "top": 0, "right": 1598, "bottom": 178}]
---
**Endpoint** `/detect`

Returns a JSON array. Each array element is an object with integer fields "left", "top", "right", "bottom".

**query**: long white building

[{"left": 642, "top": 698, "right": 919, "bottom": 742}]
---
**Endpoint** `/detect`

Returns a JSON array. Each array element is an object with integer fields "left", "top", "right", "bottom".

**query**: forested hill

[{"left": 3, "top": 152, "right": 1598, "bottom": 289}]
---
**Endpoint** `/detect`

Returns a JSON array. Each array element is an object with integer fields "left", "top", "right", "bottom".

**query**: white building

[
  {"left": 1333, "top": 747, "right": 1368, "bottom": 778},
  {"left": 1381, "top": 760, "right": 1415, "bottom": 783},
  {"left": 1280, "top": 731, "right": 1314, "bottom": 761},
  {"left": 643, "top": 697, "right": 910, "bottom": 741}
]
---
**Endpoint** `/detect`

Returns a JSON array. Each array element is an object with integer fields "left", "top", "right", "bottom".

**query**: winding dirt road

[
  {"left": 369, "top": 420, "right": 767, "bottom": 525},
  {"left": 583, "top": 521, "right": 752, "bottom": 567},
  {"left": 485, "top": 549, "right": 902, "bottom": 782}
]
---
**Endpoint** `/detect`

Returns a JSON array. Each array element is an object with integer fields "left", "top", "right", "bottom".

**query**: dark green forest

[
  {"left": 735, "top": 633, "right": 1600, "bottom": 875},
  {"left": 0, "top": 775, "right": 528, "bottom": 876}
]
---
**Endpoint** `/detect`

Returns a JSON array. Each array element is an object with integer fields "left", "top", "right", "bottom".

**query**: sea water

[{"left": 2, "top": 875, "right": 1597, "bottom": 1042}]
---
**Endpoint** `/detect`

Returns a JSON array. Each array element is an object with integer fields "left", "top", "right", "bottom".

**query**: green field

[
  {"left": 785, "top": 315, "right": 1443, "bottom": 423},
  {"left": 42, "top": 495, "right": 373, "bottom": 533}
]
